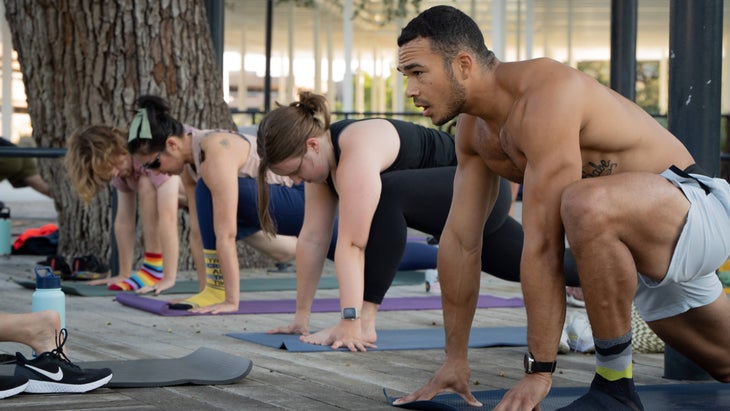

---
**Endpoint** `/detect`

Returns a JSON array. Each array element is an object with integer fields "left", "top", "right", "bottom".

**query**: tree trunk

[{"left": 3, "top": 0, "right": 273, "bottom": 269}]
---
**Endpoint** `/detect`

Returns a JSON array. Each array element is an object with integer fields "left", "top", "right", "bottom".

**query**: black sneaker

[
  {"left": 0, "top": 375, "right": 29, "bottom": 399},
  {"left": 14, "top": 329, "right": 112, "bottom": 394},
  {"left": 71, "top": 255, "right": 110, "bottom": 281}
]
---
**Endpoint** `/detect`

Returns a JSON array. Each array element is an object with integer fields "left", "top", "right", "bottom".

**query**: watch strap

[{"left": 525, "top": 352, "right": 556, "bottom": 374}]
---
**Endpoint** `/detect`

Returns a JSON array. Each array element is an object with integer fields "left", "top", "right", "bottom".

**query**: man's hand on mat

[
  {"left": 137, "top": 278, "right": 176, "bottom": 295},
  {"left": 392, "top": 359, "right": 482, "bottom": 407},
  {"left": 493, "top": 373, "right": 551, "bottom": 411},
  {"left": 190, "top": 301, "right": 239, "bottom": 314}
]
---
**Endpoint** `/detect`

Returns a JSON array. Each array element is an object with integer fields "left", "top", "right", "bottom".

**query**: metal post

[
  {"left": 204, "top": 0, "right": 224, "bottom": 73},
  {"left": 264, "top": 0, "right": 273, "bottom": 112},
  {"left": 668, "top": 0, "right": 723, "bottom": 176},
  {"left": 664, "top": 0, "right": 723, "bottom": 381},
  {"left": 610, "top": 0, "right": 637, "bottom": 101}
]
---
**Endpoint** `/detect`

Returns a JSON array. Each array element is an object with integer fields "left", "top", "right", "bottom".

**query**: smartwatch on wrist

[
  {"left": 341, "top": 307, "right": 360, "bottom": 320},
  {"left": 523, "top": 352, "right": 556, "bottom": 374}
]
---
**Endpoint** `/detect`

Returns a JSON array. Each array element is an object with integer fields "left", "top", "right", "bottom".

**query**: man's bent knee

[{"left": 560, "top": 182, "right": 613, "bottom": 238}]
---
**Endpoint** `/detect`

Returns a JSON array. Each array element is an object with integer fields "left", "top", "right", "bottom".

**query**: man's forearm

[
  {"left": 521, "top": 256, "right": 566, "bottom": 362},
  {"left": 440, "top": 242, "right": 482, "bottom": 360}
]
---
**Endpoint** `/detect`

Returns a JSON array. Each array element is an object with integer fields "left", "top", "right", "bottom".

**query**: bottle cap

[{"left": 34, "top": 265, "right": 61, "bottom": 289}]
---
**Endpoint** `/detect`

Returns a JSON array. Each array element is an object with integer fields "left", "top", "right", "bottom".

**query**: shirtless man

[{"left": 394, "top": 5, "right": 730, "bottom": 410}]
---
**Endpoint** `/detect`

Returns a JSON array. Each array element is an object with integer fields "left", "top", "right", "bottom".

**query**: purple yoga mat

[{"left": 115, "top": 293, "right": 523, "bottom": 317}]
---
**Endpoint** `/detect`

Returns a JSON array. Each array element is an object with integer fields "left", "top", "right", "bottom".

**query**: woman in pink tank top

[{"left": 66, "top": 125, "right": 185, "bottom": 294}]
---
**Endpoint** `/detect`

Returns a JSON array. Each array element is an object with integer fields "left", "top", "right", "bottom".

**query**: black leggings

[{"left": 363, "top": 166, "right": 579, "bottom": 304}]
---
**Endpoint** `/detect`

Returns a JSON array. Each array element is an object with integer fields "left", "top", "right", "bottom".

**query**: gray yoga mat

[
  {"left": 0, "top": 347, "right": 252, "bottom": 388},
  {"left": 384, "top": 382, "right": 730, "bottom": 410},
  {"left": 13, "top": 270, "right": 424, "bottom": 296},
  {"left": 227, "top": 326, "right": 526, "bottom": 352}
]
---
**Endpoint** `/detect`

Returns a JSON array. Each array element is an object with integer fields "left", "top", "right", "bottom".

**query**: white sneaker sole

[
  {"left": 0, "top": 380, "right": 29, "bottom": 399},
  {"left": 25, "top": 373, "right": 112, "bottom": 394}
]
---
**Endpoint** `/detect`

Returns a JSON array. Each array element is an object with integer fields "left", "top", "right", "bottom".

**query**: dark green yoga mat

[
  {"left": 0, "top": 347, "right": 252, "bottom": 388},
  {"left": 13, "top": 270, "right": 424, "bottom": 296}
]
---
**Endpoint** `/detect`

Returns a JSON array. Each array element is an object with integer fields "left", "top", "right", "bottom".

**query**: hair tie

[
  {"left": 313, "top": 111, "right": 326, "bottom": 127},
  {"left": 128, "top": 108, "right": 153, "bottom": 142}
]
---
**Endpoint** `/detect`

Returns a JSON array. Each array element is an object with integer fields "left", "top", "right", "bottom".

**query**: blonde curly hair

[{"left": 65, "top": 125, "right": 128, "bottom": 203}]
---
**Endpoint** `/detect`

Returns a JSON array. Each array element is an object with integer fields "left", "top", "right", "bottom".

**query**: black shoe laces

[{"left": 49, "top": 328, "right": 80, "bottom": 370}]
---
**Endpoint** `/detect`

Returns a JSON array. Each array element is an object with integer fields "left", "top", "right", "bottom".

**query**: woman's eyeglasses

[{"left": 142, "top": 150, "right": 164, "bottom": 170}]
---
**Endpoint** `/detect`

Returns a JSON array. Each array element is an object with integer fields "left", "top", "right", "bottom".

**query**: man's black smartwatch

[
  {"left": 341, "top": 307, "right": 360, "bottom": 320},
  {"left": 523, "top": 352, "right": 556, "bottom": 374}
]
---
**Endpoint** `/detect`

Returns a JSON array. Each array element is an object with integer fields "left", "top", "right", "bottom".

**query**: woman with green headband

[{"left": 127, "top": 95, "right": 307, "bottom": 314}]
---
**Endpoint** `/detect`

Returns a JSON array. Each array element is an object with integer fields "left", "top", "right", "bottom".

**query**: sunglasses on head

[{"left": 142, "top": 150, "right": 163, "bottom": 170}]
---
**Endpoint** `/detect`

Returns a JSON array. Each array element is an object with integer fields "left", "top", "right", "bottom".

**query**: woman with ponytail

[
  {"left": 256, "top": 92, "right": 572, "bottom": 351},
  {"left": 127, "top": 95, "right": 305, "bottom": 314}
]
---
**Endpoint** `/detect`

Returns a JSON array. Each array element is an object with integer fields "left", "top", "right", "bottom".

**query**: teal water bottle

[
  {"left": 0, "top": 205, "right": 10, "bottom": 255},
  {"left": 32, "top": 265, "right": 65, "bottom": 329}
]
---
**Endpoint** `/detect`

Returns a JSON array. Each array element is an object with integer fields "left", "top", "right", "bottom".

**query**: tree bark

[{"left": 3, "top": 0, "right": 273, "bottom": 269}]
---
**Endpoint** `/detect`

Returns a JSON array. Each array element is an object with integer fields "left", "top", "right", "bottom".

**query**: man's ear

[{"left": 455, "top": 52, "right": 474, "bottom": 80}]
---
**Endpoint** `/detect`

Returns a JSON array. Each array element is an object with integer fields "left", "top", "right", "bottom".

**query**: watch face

[
  {"left": 342, "top": 307, "right": 358, "bottom": 320},
  {"left": 524, "top": 352, "right": 556, "bottom": 373}
]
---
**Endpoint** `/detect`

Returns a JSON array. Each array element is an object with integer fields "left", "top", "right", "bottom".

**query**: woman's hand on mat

[
  {"left": 493, "top": 373, "right": 551, "bottom": 411},
  {"left": 190, "top": 301, "right": 239, "bottom": 315},
  {"left": 393, "top": 358, "right": 481, "bottom": 407},
  {"left": 267, "top": 313, "right": 310, "bottom": 335},
  {"left": 137, "top": 278, "right": 176, "bottom": 295}
]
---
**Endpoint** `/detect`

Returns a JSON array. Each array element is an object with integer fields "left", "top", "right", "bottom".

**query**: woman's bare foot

[
  {"left": 300, "top": 322, "right": 378, "bottom": 346},
  {"left": 86, "top": 276, "right": 115, "bottom": 286},
  {"left": 300, "top": 327, "right": 334, "bottom": 345}
]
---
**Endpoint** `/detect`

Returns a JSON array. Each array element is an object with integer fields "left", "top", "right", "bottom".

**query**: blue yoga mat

[
  {"left": 384, "top": 382, "right": 730, "bottom": 410},
  {"left": 226, "top": 326, "right": 526, "bottom": 352}
]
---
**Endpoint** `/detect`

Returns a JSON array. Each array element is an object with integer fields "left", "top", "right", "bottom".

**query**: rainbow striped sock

[{"left": 109, "top": 252, "right": 164, "bottom": 291}]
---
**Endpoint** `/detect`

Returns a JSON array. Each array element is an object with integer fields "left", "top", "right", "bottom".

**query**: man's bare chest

[{"left": 475, "top": 130, "right": 525, "bottom": 183}]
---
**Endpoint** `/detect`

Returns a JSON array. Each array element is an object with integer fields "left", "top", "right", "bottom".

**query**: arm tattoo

[{"left": 582, "top": 160, "right": 617, "bottom": 178}]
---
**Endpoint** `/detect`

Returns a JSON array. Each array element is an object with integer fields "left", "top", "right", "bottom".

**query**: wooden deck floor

[{"left": 0, "top": 200, "right": 682, "bottom": 410}]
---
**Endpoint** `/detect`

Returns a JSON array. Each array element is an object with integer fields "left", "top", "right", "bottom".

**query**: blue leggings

[
  {"left": 195, "top": 178, "right": 310, "bottom": 249},
  {"left": 194, "top": 177, "right": 438, "bottom": 269}
]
